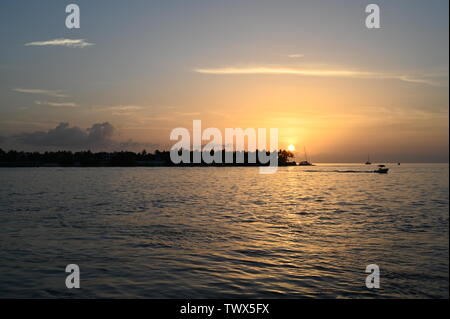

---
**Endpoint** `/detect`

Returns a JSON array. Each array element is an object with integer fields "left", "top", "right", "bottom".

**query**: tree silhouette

[{"left": 0, "top": 148, "right": 296, "bottom": 167}]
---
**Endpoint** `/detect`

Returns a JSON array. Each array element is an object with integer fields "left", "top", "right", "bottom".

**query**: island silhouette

[{"left": 0, "top": 148, "right": 296, "bottom": 167}]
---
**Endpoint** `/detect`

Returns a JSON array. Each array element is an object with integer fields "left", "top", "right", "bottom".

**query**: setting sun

[{"left": 287, "top": 145, "right": 296, "bottom": 152}]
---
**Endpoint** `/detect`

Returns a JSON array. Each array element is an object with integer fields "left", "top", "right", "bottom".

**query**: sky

[{"left": 0, "top": 0, "right": 448, "bottom": 162}]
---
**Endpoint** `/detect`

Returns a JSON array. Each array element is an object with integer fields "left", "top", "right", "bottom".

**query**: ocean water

[{"left": 0, "top": 164, "right": 448, "bottom": 298}]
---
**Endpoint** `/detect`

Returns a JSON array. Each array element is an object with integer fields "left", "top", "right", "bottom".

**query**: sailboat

[
  {"left": 298, "top": 147, "right": 314, "bottom": 166},
  {"left": 365, "top": 154, "right": 372, "bottom": 165}
]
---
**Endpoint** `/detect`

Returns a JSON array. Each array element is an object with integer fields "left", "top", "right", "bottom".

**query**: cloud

[
  {"left": 11, "top": 122, "right": 113, "bottom": 148},
  {"left": 14, "top": 88, "right": 70, "bottom": 98},
  {"left": 4, "top": 122, "right": 157, "bottom": 151},
  {"left": 195, "top": 66, "right": 367, "bottom": 76},
  {"left": 25, "top": 38, "right": 94, "bottom": 48},
  {"left": 288, "top": 54, "right": 304, "bottom": 58},
  {"left": 397, "top": 75, "right": 445, "bottom": 86},
  {"left": 194, "top": 65, "right": 447, "bottom": 86},
  {"left": 107, "top": 105, "right": 146, "bottom": 111},
  {"left": 93, "top": 105, "right": 147, "bottom": 117},
  {"left": 172, "top": 111, "right": 201, "bottom": 116},
  {"left": 35, "top": 101, "right": 78, "bottom": 107}
]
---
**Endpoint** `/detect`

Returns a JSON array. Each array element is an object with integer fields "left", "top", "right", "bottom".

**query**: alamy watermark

[
  {"left": 65, "top": 4, "right": 80, "bottom": 29},
  {"left": 170, "top": 120, "right": 279, "bottom": 174},
  {"left": 365, "top": 264, "right": 380, "bottom": 289},
  {"left": 365, "top": 4, "right": 381, "bottom": 29},
  {"left": 65, "top": 264, "right": 80, "bottom": 289},
  {"left": 64, "top": 3, "right": 381, "bottom": 30}
]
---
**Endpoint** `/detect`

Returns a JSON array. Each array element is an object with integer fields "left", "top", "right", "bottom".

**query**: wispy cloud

[
  {"left": 13, "top": 88, "right": 70, "bottom": 98},
  {"left": 194, "top": 65, "right": 447, "bottom": 86},
  {"left": 107, "top": 105, "right": 146, "bottom": 111},
  {"left": 288, "top": 54, "right": 304, "bottom": 58},
  {"left": 94, "top": 105, "right": 147, "bottom": 116},
  {"left": 25, "top": 38, "right": 94, "bottom": 48},
  {"left": 172, "top": 111, "right": 201, "bottom": 116},
  {"left": 397, "top": 75, "right": 445, "bottom": 86},
  {"left": 34, "top": 101, "right": 78, "bottom": 107},
  {"left": 87, "top": 105, "right": 150, "bottom": 118},
  {"left": 195, "top": 66, "right": 370, "bottom": 76}
]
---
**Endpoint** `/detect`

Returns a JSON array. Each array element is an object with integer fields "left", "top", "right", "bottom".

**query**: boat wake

[{"left": 304, "top": 170, "right": 383, "bottom": 174}]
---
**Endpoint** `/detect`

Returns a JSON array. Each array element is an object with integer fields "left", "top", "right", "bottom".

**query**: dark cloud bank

[{"left": 1, "top": 122, "right": 158, "bottom": 152}]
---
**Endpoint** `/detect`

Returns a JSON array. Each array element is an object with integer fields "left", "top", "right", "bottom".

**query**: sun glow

[{"left": 287, "top": 144, "right": 296, "bottom": 152}]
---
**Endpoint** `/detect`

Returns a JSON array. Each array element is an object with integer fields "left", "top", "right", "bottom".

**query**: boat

[
  {"left": 298, "top": 147, "right": 314, "bottom": 166},
  {"left": 365, "top": 154, "right": 372, "bottom": 165},
  {"left": 374, "top": 165, "right": 389, "bottom": 174}
]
